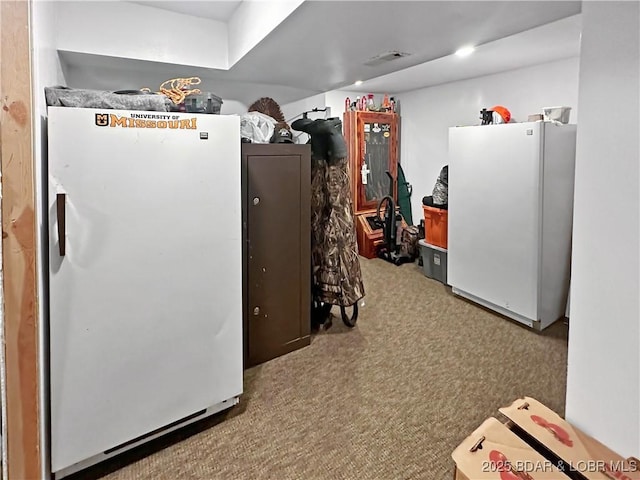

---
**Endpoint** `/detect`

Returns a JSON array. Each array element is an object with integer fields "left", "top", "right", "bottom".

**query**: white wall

[
  {"left": 31, "top": 2, "right": 68, "bottom": 478},
  {"left": 565, "top": 1, "right": 639, "bottom": 457},
  {"left": 281, "top": 93, "right": 327, "bottom": 144},
  {"left": 56, "top": 1, "right": 228, "bottom": 69},
  {"left": 325, "top": 90, "right": 350, "bottom": 120},
  {"left": 227, "top": 0, "right": 304, "bottom": 67},
  {"left": 282, "top": 90, "right": 388, "bottom": 144},
  {"left": 56, "top": 0, "right": 304, "bottom": 71},
  {"left": 220, "top": 100, "right": 248, "bottom": 116},
  {"left": 281, "top": 93, "right": 327, "bottom": 123},
  {"left": 398, "top": 57, "right": 580, "bottom": 223}
]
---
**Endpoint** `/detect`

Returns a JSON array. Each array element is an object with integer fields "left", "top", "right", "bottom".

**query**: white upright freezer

[
  {"left": 448, "top": 121, "right": 576, "bottom": 330},
  {"left": 47, "top": 107, "right": 243, "bottom": 477}
]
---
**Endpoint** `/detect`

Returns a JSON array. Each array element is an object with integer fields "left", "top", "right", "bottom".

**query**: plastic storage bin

[
  {"left": 542, "top": 106, "right": 571, "bottom": 124},
  {"left": 422, "top": 205, "right": 448, "bottom": 249},
  {"left": 419, "top": 240, "right": 448, "bottom": 284},
  {"left": 184, "top": 92, "right": 223, "bottom": 114}
]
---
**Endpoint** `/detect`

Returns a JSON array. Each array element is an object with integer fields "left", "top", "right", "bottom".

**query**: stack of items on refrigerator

[
  {"left": 419, "top": 165, "right": 449, "bottom": 285},
  {"left": 44, "top": 76, "right": 223, "bottom": 114}
]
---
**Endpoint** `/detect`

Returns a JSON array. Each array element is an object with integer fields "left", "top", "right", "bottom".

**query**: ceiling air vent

[{"left": 364, "top": 51, "right": 411, "bottom": 67}]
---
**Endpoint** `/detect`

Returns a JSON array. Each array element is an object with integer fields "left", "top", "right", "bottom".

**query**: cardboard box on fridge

[{"left": 452, "top": 397, "right": 640, "bottom": 480}]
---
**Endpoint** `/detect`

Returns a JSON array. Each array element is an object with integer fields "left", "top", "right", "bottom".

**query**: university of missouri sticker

[
  {"left": 95, "top": 114, "right": 109, "bottom": 126},
  {"left": 94, "top": 113, "right": 197, "bottom": 130}
]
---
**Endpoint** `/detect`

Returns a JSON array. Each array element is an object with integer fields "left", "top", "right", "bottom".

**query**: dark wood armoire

[{"left": 343, "top": 111, "right": 400, "bottom": 258}]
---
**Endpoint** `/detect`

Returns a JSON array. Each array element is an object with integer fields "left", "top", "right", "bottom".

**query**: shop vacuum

[{"left": 376, "top": 171, "right": 414, "bottom": 266}]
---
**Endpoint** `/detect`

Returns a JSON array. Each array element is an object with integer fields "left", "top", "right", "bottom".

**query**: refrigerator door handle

[{"left": 57, "top": 193, "right": 66, "bottom": 256}]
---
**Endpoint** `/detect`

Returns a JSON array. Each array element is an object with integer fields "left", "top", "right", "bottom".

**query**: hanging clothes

[{"left": 293, "top": 117, "right": 365, "bottom": 308}]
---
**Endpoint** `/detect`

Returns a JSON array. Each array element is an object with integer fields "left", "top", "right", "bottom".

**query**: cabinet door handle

[{"left": 57, "top": 193, "right": 66, "bottom": 256}]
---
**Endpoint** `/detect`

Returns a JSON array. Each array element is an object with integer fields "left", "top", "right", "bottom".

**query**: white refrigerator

[
  {"left": 47, "top": 107, "right": 243, "bottom": 476},
  {"left": 448, "top": 121, "right": 576, "bottom": 330}
]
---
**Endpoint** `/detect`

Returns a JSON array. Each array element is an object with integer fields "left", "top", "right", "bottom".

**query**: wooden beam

[{"left": 0, "top": 1, "right": 42, "bottom": 479}]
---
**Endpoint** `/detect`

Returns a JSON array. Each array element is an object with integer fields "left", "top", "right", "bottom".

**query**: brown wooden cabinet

[
  {"left": 241, "top": 143, "right": 311, "bottom": 368},
  {"left": 343, "top": 111, "right": 399, "bottom": 258}
]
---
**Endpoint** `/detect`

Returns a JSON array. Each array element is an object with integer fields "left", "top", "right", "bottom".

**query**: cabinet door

[{"left": 245, "top": 149, "right": 310, "bottom": 366}]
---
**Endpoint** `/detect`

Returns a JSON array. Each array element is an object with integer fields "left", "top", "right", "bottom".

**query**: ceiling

[
  {"left": 61, "top": 1, "right": 583, "bottom": 106},
  {"left": 360, "top": 13, "right": 582, "bottom": 96},
  {"left": 129, "top": 0, "right": 242, "bottom": 21}
]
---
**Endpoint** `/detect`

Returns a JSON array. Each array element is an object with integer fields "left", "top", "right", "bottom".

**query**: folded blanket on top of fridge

[{"left": 45, "top": 86, "right": 170, "bottom": 112}]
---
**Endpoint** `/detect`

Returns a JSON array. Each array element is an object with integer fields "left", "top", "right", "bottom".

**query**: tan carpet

[{"left": 72, "top": 257, "right": 568, "bottom": 480}]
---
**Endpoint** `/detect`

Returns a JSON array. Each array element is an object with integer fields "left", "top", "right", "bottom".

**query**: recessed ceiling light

[
  {"left": 455, "top": 46, "right": 475, "bottom": 57},
  {"left": 354, "top": 80, "right": 363, "bottom": 86}
]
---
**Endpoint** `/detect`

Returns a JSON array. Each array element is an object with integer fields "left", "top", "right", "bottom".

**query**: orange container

[{"left": 422, "top": 205, "right": 448, "bottom": 249}]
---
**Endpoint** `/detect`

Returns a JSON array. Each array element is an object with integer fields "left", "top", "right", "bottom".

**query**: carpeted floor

[{"left": 73, "top": 257, "right": 568, "bottom": 480}]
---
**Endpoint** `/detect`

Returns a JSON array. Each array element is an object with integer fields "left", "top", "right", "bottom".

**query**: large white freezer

[
  {"left": 47, "top": 107, "right": 243, "bottom": 476},
  {"left": 448, "top": 121, "right": 577, "bottom": 330}
]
